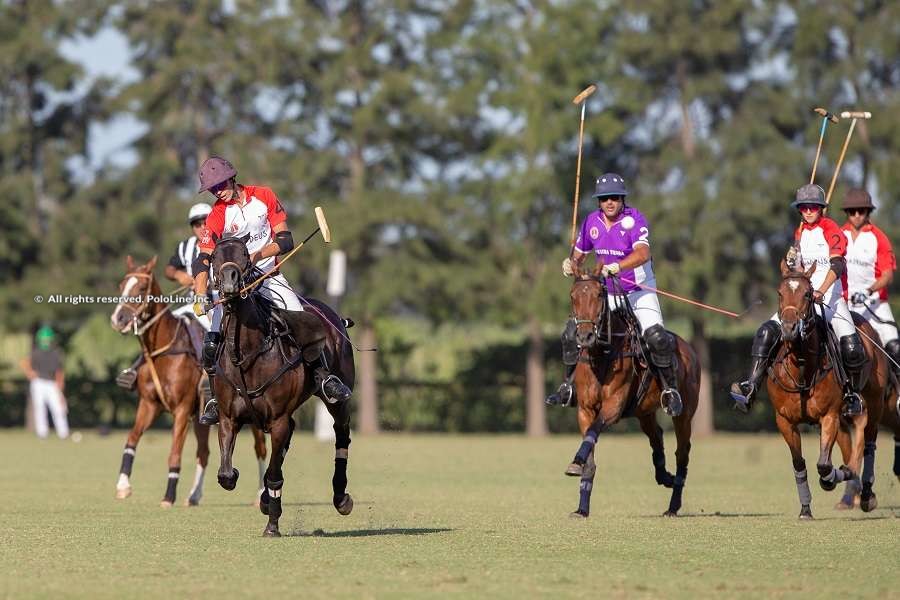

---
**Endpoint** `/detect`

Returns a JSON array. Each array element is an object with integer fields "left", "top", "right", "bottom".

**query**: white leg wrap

[
  {"left": 116, "top": 473, "right": 131, "bottom": 490},
  {"left": 335, "top": 448, "right": 349, "bottom": 459},
  {"left": 188, "top": 464, "right": 205, "bottom": 501}
]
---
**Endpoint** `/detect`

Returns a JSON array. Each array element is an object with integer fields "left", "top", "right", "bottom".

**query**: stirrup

[
  {"left": 660, "top": 388, "right": 683, "bottom": 417},
  {"left": 730, "top": 381, "right": 754, "bottom": 414},
  {"left": 116, "top": 368, "right": 138, "bottom": 390},
  {"left": 546, "top": 382, "right": 574, "bottom": 407},
  {"left": 841, "top": 392, "right": 863, "bottom": 418},
  {"left": 320, "top": 375, "right": 351, "bottom": 405},
  {"left": 199, "top": 399, "right": 219, "bottom": 425}
]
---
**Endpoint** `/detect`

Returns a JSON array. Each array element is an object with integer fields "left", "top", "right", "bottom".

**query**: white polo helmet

[{"left": 188, "top": 202, "right": 212, "bottom": 224}]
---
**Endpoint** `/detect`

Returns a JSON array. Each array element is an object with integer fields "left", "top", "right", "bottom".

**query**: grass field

[{"left": 1, "top": 428, "right": 898, "bottom": 599}]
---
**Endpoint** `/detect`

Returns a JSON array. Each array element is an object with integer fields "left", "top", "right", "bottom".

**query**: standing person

[
  {"left": 730, "top": 184, "right": 866, "bottom": 417},
  {"left": 115, "top": 203, "right": 213, "bottom": 390},
  {"left": 840, "top": 188, "right": 899, "bottom": 375},
  {"left": 20, "top": 325, "right": 69, "bottom": 439},
  {"left": 546, "top": 173, "right": 683, "bottom": 416},
  {"left": 192, "top": 156, "right": 352, "bottom": 425}
]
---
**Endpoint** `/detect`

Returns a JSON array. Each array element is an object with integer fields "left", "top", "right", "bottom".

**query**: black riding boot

[
  {"left": 546, "top": 364, "right": 577, "bottom": 407},
  {"left": 885, "top": 339, "right": 900, "bottom": 382},
  {"left": 730, "top": 320, "right": 781, "bottom": 413},
  {"left": 547, "top": 319, "right": 579, "bottom": 408},
  {"left": 199, "top": 332, "right": 221, "bottom": 425},
  {"left": 116, "top": 354, "right": 145, "bottom": 390},
  {"left": 840, "top": 333, "right": 867, "bottom": 418},
  {"left": 276, "top": 309, "right": 352, "bottom": 404},
  {"left": 644, "top": 324, "right": 683, "bottom": 417}
]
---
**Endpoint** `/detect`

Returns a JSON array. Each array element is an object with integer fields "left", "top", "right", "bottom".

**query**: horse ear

[
  {"left": 147, "top": 255, "right": 158, "bottom": 270},
  {"left": 805, "top": 261, "right": 816, "bottom": 278},
  {"left": 780, "top": 259, "right": 790, "bottom": 277},
  {"left": 126, "top": 255, "right": 134, "bottom": 271},
  {"left": 593, "top": 258, "right": 604, "bottom": 278},
  {"left": 240, "top": 233, "right": 250, "bottom": 245}
]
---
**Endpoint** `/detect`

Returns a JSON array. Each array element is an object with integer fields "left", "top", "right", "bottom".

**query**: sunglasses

[
  {"left": 209, "top": 180, "right": 230, "bottom": 194},
  {"left": 797, "top": 204, "right": 821, "bottom": 213},
  {"left": 190, "top": 220, "right": 206, "bottom": 228},
  {"left": 844, "top": 208, "right": 869, "bottom": 216},
  {"left": 599, "top": 196, "right": 624, "bottom": 203}
]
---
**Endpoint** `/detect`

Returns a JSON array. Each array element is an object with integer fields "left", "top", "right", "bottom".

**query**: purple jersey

[{"left": 574, "top": 206, "right": 656, "bottom": 293}]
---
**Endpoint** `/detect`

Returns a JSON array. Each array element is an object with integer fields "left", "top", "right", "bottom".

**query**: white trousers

[
  {"left": 30, "top": 378, "right": 69, "bottom": 439},
  {"left": 172, "top": 303, "right": 212, "bottom": 331},
  {"left": 769, "top": 287, "right": 857, "bottom": 338},
  {"left": 608, "top": 289, "right": 664, "bottom": 332},
  {"left": 209, "top": 272, "right": 302, "bottom": 334},
  {"left": 849, "top": 299, "right": 898, "bottom": 345}
]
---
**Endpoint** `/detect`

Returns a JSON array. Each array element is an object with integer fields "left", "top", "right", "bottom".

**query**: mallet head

[
  {"left": 314, "top": 206, "right": 332, "bottom": 243},
  {"left": 813, "top": 107, "right": 838, "bottom": 123},
  {"left": 572, "top": 84, "right": 597, "bottom": 105},
  {"left": 840, "top": 111, "right": 871, "bottom": 120}
]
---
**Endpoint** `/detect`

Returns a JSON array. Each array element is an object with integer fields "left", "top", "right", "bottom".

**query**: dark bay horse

[
  {"left": 769, "top": 260, "right": 887, "bottom": 518},
  {"left": 110, "top": 256, "right": 267, "bottom": 507},
  {"left": 564, "top": 263, "right": 700, "bottom": 517},
  {"left": 210, "top": 237, "right": 355, "bottom": 536}
]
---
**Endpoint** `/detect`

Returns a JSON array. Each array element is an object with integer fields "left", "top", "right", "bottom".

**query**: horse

[
  {"left": 768, "top": 259, "right": 887, "bottom": 518},
  {"left": 209, "top": 236, "right": 355, "bottom": 537},
  {"left": 564, "top": 262, "right": 701, "bottom": 518},
  {"left": 110, "top": 255, "right": 268, "bottom": 507}
]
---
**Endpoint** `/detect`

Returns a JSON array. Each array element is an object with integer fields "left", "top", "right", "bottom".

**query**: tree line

[{"left": 2, "top": 0, "right": 899, "bottom": 433}]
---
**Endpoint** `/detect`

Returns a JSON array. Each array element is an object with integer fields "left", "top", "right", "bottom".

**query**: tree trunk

[
  {"left": 525, "top": 316, "right": 548, "bottom": 437},
  {"left": 690, "top": 319, "right": 714, "bottom": 436},
  {"left": 357, "top": 323, "right": 379, "bottom": 434}
]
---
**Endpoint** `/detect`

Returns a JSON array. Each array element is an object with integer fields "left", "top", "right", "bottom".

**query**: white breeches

[
  {"left": 172, "top": 303, "right": 211, "bottom": 331},
  {"left": 209, "top": 272, "right": 302, "bottom": 334},
  {"left": 30, "top": 378, "right": 69, "bottom": 439},
  {"left": 769, "top": 291, "right": 857, "bottom": 338},
  {"left": 609, "top": 289, "right": 664, "bottom": 333},
  {"left": 850, "top": 299, "right": 898, "bottom": 345}
]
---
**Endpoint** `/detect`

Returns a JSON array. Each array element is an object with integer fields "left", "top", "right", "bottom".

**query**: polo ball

[{"left": 621, "top": 215, "right": 635, "bottom": 230}]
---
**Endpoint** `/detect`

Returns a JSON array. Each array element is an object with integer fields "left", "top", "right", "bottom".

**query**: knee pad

[
  {"left": 644, "top": 324, "right": 675, "bottom": 367},
  {"left": 202, "top": 332, "right": 221, "bottom": 372},
  {"left": 751, "top": 320, "right": 781, "bottom": 358},
  {"left": 885, "top": 338, "right": 900, "bottom": 361},
  {"left": 839, "top": 334, "right": 867, "bottom": 368}
]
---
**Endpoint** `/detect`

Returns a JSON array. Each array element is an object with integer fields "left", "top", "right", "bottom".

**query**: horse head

[
  {"left": 777, "top": 258, "right": 816, "bottom": 342},
  {"left": 570, "top": 261, "right": 608, "bottom": 349},
  {"left": 211, "top": 234, "right": 252, "bottom": 297},
  {"left": 110, "top": 255, "right": 160, "bottom": 333}
]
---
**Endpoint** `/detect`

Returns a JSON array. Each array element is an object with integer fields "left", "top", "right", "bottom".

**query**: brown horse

[
  {"left": 110, "top": 256, "right": 267, "bottom": 507},
  {"left": 210, "top": 237, "right": 355, "bottom": 537},
  {"left": 768, "top": 260, "right": 887, "bottom": 518},
  {"left": 564, "top": 263, "right": 700, "bottom": 517}
]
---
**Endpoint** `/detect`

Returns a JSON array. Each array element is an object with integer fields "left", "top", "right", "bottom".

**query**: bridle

[
  {"left": 117, "top": 271, "right": 170, "bottom": 335},
  {"left": 778, "top": 275, "right": 816, "bottom": 341},
  {"left": 571, "top": 275, "right": 614, "bottom": 350}
]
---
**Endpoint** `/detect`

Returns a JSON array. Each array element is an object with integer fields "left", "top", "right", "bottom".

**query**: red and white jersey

[
  {"left": 842, "top": 222, "right": 896, "bottom": 301},
  {"left": 199, "top": 185, "right": 286, "bottom": 271},
  {"left": 795, "top": 216, "right": 847, "bottom": 294}
]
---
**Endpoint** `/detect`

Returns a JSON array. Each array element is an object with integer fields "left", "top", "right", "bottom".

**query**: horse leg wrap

[
  {"left": 862, "top": 442, "right": 876, "bottom": 485},
  {"left": 574, "top": 430, "right": 599, "bottom": 466},
  {"left": 332, "top": 457, "right": 348, "bottom": 498},
  {"left": 794, "top": 468, "right": 812, "bottom": 506},
  {"left": 652, "top": 447, "right": 673, "bottom": 487},
  {"left": 666, "top": 466, "right": 688, "bottom": 515},
  {"left": 119, "top": 445, "right": 136, "bottom": 476},
  {"left": 164, "top": 467, "right": 180, "bottom": 503},
  {"left": 577, "top": 479, "right": 593, "bottom": 516}
]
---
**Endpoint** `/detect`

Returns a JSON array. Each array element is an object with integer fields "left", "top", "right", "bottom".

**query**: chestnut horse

[
  {"left": 564, "top": 263, "right": 700, "bottom": 517},
  {"left": 769, "top": 260, "right": 887, "bottom": 518},
  {"left": 110, "top": 256, "right": 267, "bottom": 507},
  {"left": 210, "top": 237, "right": 355, "bottom": 537}
]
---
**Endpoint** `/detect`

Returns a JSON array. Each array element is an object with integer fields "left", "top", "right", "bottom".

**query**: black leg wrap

[
  {"left": 574, "top": 430, "right": 599, "bottom": 466},
  {"left": 119, "top": 445, "right": 136, "bottom": 476},
  {"left": 666, "top": 466, "right": 687, "bottom": 515},
  {"left": 332, "top": 457, "right": 348, "bottom": 500},
  {"left": 652, "top": 447, "right": 674, "bottom": 488},
  {"left": 164, "top": 467, "right": 180, "bottom": 503},
  {"left": 894, "top": 435, "right": 900, "bottom": 477}
]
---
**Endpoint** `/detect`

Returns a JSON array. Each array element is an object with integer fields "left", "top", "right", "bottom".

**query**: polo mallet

[
  {"left": 810, "top": 107, "right": 838, "bottom": 184},
  {"left": 570, "top": 84, "right": 597, "bottom": 252},
  {"left": 825, "top": 111, "right": 872, "bottom": 207},
  {"left": 224, "top": 206, "right": 331, "bottom": 301}
]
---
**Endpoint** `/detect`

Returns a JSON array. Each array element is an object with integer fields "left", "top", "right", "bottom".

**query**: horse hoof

[
  {"left": 799, "top": 505, "right": 813, "bottom": 520},
  {"left": 833, "top": 499, "right": 855, "bottom": 511},
  {"left": 662, "top": 510, "right": 678, "bottom": 518},
  {"left": 335, "top": 494, "right": 354, "bottom": 516},
  {"left": 565, "top": 463, "right": 583, "bottom": 477},
  {"left": 798, "top": 513, "right": 814, "bottom": 521},
  {"left": 217, "top": 467, "right": 239, "bottom": 491},
  {"left": 185, "top": 498, "right": 200, "bottom": 507},
  {"left": 160, "top": 500, "right": 174, "bottom": 509},
  {"left": 263, "top": 525, "right": 281, "bottom": 538},
  {"left": 115, "top": 487, "right": 132, "bottom": 500},
  {"left": 860, "top": 495, "right": 877, "bottom": 513},
  {"left": 819, "top": 478, "right": 836, "bottom": 492},
  {"left": 569, "top": 510, "right": 588, "bottom": 519}
]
